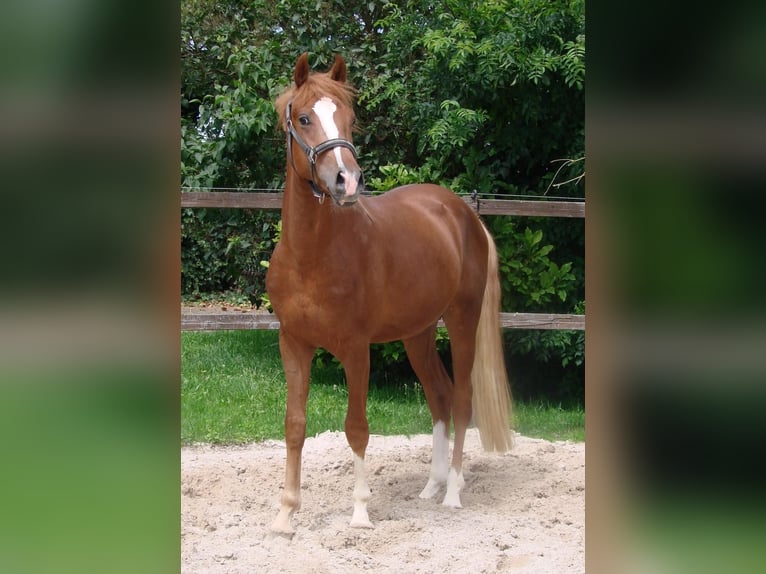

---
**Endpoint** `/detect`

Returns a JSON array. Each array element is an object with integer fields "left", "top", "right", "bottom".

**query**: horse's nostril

[{"left": 336, "top": 171, "right": 346, "bottom": 186}]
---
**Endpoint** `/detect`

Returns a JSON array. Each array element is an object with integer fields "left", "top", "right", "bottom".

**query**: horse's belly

[{"left": 368, "top": 283, "right": 454, "bottom": 343}]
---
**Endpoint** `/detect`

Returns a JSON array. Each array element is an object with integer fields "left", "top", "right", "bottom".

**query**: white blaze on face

[{"left": 312, "top": 97, "right": 346, "bottom": 171}]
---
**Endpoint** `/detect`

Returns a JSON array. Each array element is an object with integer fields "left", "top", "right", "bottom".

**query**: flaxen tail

[{"left": 471, "top": 226, "right": 514, "bottom": 452}]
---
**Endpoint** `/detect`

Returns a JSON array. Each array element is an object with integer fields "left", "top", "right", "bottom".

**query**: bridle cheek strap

[{"left": 285, "top": 101, "right": 360, "bottom": 201}]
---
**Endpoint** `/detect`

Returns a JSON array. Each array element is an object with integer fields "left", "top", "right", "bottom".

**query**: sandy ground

[{"left": 182, "top": 429, "right": 584, "bottom": 573}]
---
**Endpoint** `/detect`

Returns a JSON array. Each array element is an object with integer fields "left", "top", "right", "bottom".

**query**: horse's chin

[{"left": 331, "top": 192, "right": 361, "bottom": 207}]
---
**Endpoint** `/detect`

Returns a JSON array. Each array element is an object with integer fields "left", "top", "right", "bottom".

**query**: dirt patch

[
  {"left": 181, "top": 302, "right": 263, "bottom": 314},
  {"left": 182, "top": 429, "right": 584, "bottom": 573}
]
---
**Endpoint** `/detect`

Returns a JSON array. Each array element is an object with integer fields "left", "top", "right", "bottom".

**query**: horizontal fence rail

[
  {"left": 180, "top": 311, "right": 585, "bottom": 332},
  {"left": 180, "top": 191, "right": 586, "bottom": 218},
  {"left": 180, "top": 190, "right": 585, "bottom": 331},
  {"left": 181, "top": 191, "right": 284, "bottom": 210}
]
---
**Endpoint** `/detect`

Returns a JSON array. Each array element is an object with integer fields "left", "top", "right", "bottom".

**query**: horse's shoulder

[{"left": 265, "top": 243, "right": 301, "bottom": 288}]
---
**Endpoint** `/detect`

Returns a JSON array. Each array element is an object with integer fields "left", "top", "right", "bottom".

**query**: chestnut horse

[{"left": 266, "top": 53, "right": 513, "bottom": 534}]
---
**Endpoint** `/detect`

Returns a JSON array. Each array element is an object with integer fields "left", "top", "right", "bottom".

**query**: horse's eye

[{"left": 298, "top": 115, "right": 310, "bottom": 126}]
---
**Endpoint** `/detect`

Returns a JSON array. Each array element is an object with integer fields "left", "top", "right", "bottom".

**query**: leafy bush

[
  {"left": 182, "top": 208, "right": 280, "bottom": 304},
  {"left": 489, "top": 218, "right": 577, "bottom": 312},
  {"left": 506, "top": 300, "right": 585, "bottom": 404}
]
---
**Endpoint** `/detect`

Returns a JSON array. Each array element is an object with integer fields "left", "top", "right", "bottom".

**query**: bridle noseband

[{"left": 285, "top": 100, "right": 361, "bottom": 202}]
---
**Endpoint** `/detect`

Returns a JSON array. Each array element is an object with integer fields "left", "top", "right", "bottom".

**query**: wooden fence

[{"left": 181, "top": 191, "right": 585, "bottom": 331}]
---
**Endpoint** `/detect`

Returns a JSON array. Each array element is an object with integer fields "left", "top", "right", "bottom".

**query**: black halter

[{"left": 285, "top": 100, "right": 360, "bottom": 201}]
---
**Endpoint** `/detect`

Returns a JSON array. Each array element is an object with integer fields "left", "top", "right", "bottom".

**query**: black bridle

[{"left": 285, "top": 100, "right": 361, "bottom": 202}]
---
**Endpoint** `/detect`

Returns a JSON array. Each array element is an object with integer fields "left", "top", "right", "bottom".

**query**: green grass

[
  {"left": 513, "top": 401, "right": 585, "bottom": 442},
  {"left": 182, "top": 330, "right": 584, "bottom": 444}
]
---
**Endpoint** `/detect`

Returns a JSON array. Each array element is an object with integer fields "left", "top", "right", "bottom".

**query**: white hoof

[
  {"left": 270, "top": 510, "right": 296, "bottom": 536},
  {"left": 350, "top": 505, "right": 374, "bottom": 529},
  {"left": 442, "top": 468, "right": 464, "bottom": 508},
  {"left": 442, "top": 492, "right": 463, "bottom": 508},
  {"left": 349, "top": 516, "right": 374, "bottom": 529},
  {"left": 419, "top": 477, "right": 443, "bottom": 499}
]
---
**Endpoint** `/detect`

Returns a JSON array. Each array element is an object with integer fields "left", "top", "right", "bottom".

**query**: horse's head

[{"left": 277, "top": 53, "right": 365, "bottom": 206}]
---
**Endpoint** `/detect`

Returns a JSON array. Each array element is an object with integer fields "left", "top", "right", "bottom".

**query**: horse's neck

[
  {"left": 280, "top": 176, "right": 330, "bottom": 261},
  {"left": 280, "top": 171, "right": 373, "bottom": 263}
]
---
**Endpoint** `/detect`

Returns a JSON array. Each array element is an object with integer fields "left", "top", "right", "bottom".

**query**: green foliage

[
  {"left": 181, "top": 207, "right": 281, "bottom": 304},
  {"left": 367, "top": 163, "right": 444, "bottom": 192},
  {"left": 506, "top": 299, "right": 585, "bottom": 404},
  {"left": 363, "top": 0, "right": 585, "bottom": 196},
  {"left": 486, "top": 216, "right": 583, "bottom": 404},
  {"left": 426, "top": 100, "right": 489, "bottom": 155},
  {"left": 490, "top": 218, "right": 577, "bottom": 312},
  {"left": 181, "top": 0, "right": 585, "bottom": 196}
]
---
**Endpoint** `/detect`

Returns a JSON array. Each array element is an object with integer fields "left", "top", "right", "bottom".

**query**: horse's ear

[
  {"left": 329, "top": 54, "right": 347, "bottom": 84},
  {"left": 294, "top": 52, "right": 310, "bottom": 87}
]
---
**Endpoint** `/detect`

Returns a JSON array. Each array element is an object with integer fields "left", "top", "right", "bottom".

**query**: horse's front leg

[
  {"left": 271, "top": 330, "right": 315, "bottom": 535},
  {"left": 341, "top": 346, "right": 373, "bottom": 528}
]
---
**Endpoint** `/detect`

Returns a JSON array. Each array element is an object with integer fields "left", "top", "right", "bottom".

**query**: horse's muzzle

[{"left": 330, "top": 168, "right": 364, "bottom": 206}]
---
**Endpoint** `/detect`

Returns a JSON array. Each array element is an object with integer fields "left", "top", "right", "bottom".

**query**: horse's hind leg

[
  {"left": 442, "top": 303, "right": 482, "bottom": 508},
  {"left": 403, "top": 325, "right": 453, "bottom": 499}
]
